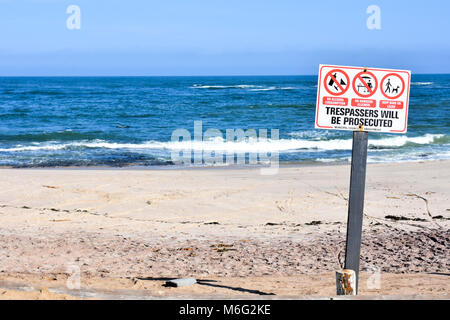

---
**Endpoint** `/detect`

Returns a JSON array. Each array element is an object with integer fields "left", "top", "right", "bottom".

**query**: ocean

[{"left": 0, "top": 75, "right": 449, "bottom": 168}]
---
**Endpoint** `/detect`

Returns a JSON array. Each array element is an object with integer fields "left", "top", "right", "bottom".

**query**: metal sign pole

[{"left": 344, "top": 130, "right": 368, "bottom": 294}]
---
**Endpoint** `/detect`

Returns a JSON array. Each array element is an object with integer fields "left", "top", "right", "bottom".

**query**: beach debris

[
  {"left": 325, "top": 189, "right": 348, "bottom": 201},
  {"left": 164, "top": 278, "right": 197, "bottom": 288},
  {"left": 210, "top": 243, "right": 235, "bottom": 252},
  {"left": 210, "top": 243, "right": 233, "bottom": 248},
  {"left": 265, "top": 222, "right": 281, "bottom": 226},
  {"left": 336, "top": 269, "right": 356, "bottom": 296},
  {"left": 42, "top": 185, "right": 58, "bottom": 189},
  {"left": 405, "top": 193, "right": 432, "bottom": 218},
  {"left": 305, "top": 220, "right": 322, "bottom": 225},
  {"left": 384, "top": 215, "right": 427, "bottom": 222},
  {"left": 204, "top": 221, "right": 219, "bottom": 225},
  {"left": 432, "top": 215, "right": 450, "bottom": 220},
  {"left": 51, "top": 219, "right": 71, "bottom": 222},
  {"left": 216, "top": 248, "right": 234, "bottom": 253}
]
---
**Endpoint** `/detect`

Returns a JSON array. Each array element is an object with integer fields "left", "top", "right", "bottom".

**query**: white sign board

[{"left": 315, "top": 65, "right": 411, "bottom": 133}]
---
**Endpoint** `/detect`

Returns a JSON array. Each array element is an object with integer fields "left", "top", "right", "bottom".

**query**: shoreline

[
  {"left": 0, "top": 161, "right": 345, "bottom": 171},
  {"left": 0, "top": 158, "right": 448, "bottom": 171}
]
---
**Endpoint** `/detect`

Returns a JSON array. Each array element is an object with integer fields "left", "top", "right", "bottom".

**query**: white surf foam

[
  {"left": 248, "top": 86, "right": 296, "bottom": 91},
  {"left": 0, "top": 134, "right": 445, "bottom": 153},
  {"left": 192, "top": 84, "right": 297, "bottom": 91},
  {"left": 191, "top": 84, "right": 262, "bottom": 89}
]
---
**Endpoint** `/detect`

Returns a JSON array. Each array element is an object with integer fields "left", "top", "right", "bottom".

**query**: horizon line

[{"left": 0, "top": 72, "right": 448, "bottom": 77}]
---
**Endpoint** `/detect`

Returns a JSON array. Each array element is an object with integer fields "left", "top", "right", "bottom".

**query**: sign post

[
  {"left": 315, "top": 65, "right": 411, "bottom": 295},
  {"left": 344, "top": 129, "right": 368, "bottom": 293}
]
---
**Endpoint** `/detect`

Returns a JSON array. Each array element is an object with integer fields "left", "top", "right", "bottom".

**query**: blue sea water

[{"left": 0, "top": 75, "right": 449, "bottom": 167}]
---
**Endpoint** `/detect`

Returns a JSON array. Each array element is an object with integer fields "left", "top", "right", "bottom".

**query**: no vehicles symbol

[
  {"left": 352, "top": 71, "right": 378, "bottom": 98},
  {"left": 324, "top": 69, "right": 350, "bottom": 96}
]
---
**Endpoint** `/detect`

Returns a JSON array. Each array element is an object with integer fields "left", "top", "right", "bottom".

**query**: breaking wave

[{"left": 0, "top": 134, "right": 446, "bottom": 153}]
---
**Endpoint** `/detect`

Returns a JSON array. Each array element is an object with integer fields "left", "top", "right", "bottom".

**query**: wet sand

[{"left": 0, "top": 161, "right": 449, "bottom": 299}]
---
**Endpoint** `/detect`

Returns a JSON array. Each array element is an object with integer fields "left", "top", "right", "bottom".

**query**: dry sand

[{"left": 0, "top": 161, "right": 448, "bottom": 299}]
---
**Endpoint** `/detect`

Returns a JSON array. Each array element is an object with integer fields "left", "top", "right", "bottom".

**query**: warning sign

[
  {"left": 315, "top": 65, "right": 411, "bottom": 133},
  {"left": 324, "top": 69, "right": 350, "bottom": 96},
  {"left": 352, "top": 71, "right": 377, "bottom": 98}
]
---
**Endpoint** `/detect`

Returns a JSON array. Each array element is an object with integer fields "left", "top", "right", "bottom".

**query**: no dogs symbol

[
  {"left": 352, "top": 71, "right": 378, "bottom": 98},
  {"left": 381, "top": 73, "right": 405, "bottom": 99},
  {"left": 324, "top": 69, "right": 350, "bottom": 96}
]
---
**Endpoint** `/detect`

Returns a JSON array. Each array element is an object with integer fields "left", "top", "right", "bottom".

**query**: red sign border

[
  {"left": 316, "top": 65, "right": 411, "bottom": 133},
  {"left": 380, "top": 73, "right": 406, "bottom": 100},
  {"left": 323, "top": 69, "right": 350, "bottom": 96},
  {"left": 352, "top": 71, "right": 378, "bottom": 98}
]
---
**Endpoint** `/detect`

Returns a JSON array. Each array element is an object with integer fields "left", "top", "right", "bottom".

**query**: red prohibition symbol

[
  {"left": 324, "top": 69, "right": 350, "bottom": 96},
  {"left": 380, "top": 73, "right": 405, "bottom": 99},
  {"left": 352, "top": 70, "right": 378, "bottom": 98}
]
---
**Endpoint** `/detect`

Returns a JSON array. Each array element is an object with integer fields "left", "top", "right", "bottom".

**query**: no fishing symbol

[
  {"left": 352, "top": 71, "right": 378, "bottom": 98},
  {"left": 324, "top": 69, "right": 350, "bottom": 96}
]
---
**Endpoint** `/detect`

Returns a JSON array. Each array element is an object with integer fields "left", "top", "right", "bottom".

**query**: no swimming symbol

[
  {"left": 352, "top": 71, "right": 378, "bottom": 98},
  {"left": 324, "top": 69, "right": 350, "bottom": 96}
]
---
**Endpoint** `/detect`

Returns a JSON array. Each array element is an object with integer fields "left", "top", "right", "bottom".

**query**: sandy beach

[{"left": 0, "top": 160, "right": 449, "bottom": 299}]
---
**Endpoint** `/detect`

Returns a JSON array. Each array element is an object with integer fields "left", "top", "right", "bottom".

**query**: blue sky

[{"left": 0, "top": 0, "right": 449, "bottom": 75}]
